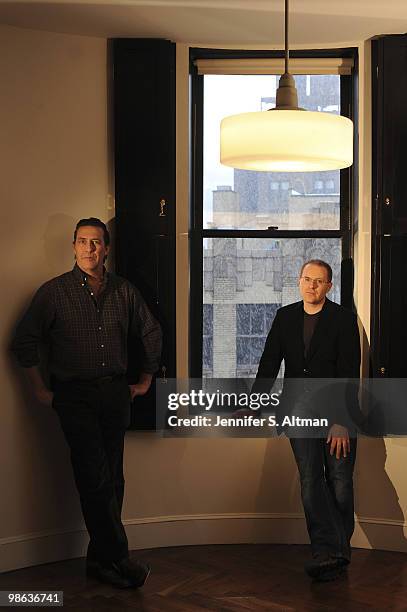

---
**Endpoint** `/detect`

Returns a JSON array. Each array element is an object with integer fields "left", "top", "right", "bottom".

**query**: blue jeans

[{"left": 290, "top": 436, "right": 357, "bottom": 560}]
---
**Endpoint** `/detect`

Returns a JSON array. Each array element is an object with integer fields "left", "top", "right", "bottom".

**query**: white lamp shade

[{"left": 220, "top": 110, "right": 353, "bottom": 172}]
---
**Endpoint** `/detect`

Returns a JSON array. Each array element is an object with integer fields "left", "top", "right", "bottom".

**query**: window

[
  {"left": 202, "top": 236, "right": 342, "bottom": 378},
  {"left": 236, "top": 304, "right": 281, "bottom": 376},
  {"left": 191, "top": 50, "right": 356, "bottom": 379}
]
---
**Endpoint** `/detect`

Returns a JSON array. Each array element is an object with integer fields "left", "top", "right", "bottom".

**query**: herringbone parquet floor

[{"left": 1, "top": 544, "right": 407, "bottom": 611}]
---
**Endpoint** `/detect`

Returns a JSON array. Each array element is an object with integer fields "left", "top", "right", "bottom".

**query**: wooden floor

[{"left": 1, "top": 544, "right": 407, "bottom": 611}]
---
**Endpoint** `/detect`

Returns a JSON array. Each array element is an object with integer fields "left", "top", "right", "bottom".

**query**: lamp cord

[{"left": 285, "top": 0, "right": 289, "bottom": 74}]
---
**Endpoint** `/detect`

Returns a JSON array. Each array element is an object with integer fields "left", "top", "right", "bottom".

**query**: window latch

[{"left": 159, "top": 198, "right": 167, "bottom": 216}]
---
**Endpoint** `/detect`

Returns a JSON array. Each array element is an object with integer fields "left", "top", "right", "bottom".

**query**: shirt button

[
  {"left": 98, "top": 326, "right": 102, "bottom": 330},
  {"left": 101, "top": 344, "right": 104, "bottom": 348},
  {"left": 90, "top": 292, "right": 94, "bottom": 296},
  {"left": 102, "top": 362, "right": 105, "bottom": 367}
]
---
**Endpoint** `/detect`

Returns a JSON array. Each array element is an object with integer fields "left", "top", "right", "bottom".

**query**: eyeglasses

[{"left": 300, "top": 276, "right": 331, "bottom": 287}]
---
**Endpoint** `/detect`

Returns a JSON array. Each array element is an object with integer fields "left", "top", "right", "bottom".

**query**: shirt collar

[{"left": 72, "top": 262, "right": 108, "bottom": 286}]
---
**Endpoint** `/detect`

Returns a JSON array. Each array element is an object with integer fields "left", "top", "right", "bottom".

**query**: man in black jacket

[{"left": 253, "top": 259, "right": 360, "bottom": 581}]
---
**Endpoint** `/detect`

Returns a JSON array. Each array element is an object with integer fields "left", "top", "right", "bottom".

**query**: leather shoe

[
  {"left": 112, "top": 557, "right": 151, "bottom": 588},
  {"left": 315, "top": 566, "right": 347, "bottom": 582},
  {"left": 305, "top": 555, "right": 348, "bottom": 580},
  {"left": 86, "top": 560, "right": 133, "bottom": 589}
]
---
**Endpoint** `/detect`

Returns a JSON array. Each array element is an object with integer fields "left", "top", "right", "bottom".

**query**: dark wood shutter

[
  {"left": 113, "top": 39, "right": 176, "bottom": 427},
  {"left": 371, "top": 35, "right": 407, "bottom": 377}
]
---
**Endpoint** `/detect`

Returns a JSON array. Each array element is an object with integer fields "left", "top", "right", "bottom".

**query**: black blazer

[{"left": 253, "top": 298, "right": 361, "bottom": 427}]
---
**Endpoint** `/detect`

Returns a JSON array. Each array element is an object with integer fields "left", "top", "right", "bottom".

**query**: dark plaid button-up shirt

[{"left": 12, "top": 264, "right": 162, "bottom": 382}]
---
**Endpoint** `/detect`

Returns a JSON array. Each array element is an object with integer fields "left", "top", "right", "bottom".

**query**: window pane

[
  {"left": 202, "top": 304, "right": 214, "bottom": 376},
  {"left": 236, "top": 303, "right": 250, "bottom": 335},
  {"left": 203, "top": 302, "right": 213, "bottom": 336},
  {"left": 204, "top": 74, "right": 341, "bottom": 230},
  {"left": 251, "top": 305, "right": 265, "bottom": 335},
  {"left": 203, "top": 237, "right": 341, "bottom": 378}
]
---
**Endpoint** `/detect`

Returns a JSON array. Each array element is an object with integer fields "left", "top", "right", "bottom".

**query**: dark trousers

[
  {"left": 53, "top": 376, "right": 131, "bottom": 565},
  {"left": 290, "top": 436, "right": 357, "bottom": 561}
]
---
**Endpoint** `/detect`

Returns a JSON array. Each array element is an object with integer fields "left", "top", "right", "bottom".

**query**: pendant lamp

[{"left": 220, "top": 0, "right": 353, "bottom": 172}]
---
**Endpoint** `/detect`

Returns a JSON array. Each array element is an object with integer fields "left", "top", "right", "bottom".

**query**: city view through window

[{"left": 202, "top": 74, "right": 343, "bottom": 378}]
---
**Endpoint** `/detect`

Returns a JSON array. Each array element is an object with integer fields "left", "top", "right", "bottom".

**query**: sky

[{"left": 203, "top": 74, "right": 277, "bottom": 223}]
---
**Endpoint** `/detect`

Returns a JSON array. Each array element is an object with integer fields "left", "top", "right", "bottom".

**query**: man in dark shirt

[
  {"left": 253, "top": 259, "right": 360, "bottom": 582},
  {"left": 12, "top": 217, "right": 162, "bottom": 589}
]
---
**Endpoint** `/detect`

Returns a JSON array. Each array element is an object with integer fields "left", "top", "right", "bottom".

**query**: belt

[
  {"left": 91, "top": 375, "right": 116, "bottom": 385},
  {"left": 53, "top": 374, "right": 124, "bottom": 389}
]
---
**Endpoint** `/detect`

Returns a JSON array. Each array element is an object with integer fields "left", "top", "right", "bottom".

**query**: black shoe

[
  {"left": 112, "top": 557, "right": 151, "bottom": 588},
  {"left": 315, "top": 566, "right": 347, "bottom": 582},
  {"left": 86, "top": 560, "right": 133, "bottom": 589},
  {"left": 305, "top": 555, "right": 348, "bottom": 580}
]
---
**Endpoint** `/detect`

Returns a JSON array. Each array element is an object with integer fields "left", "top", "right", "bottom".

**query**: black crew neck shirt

[{"left": 303, "top": 310, "right": 321, "bottom": 357}]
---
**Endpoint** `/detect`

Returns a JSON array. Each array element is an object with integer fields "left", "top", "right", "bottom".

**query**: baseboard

[{"left": 1, "top": 513, "right": 406, "bottom": 573}]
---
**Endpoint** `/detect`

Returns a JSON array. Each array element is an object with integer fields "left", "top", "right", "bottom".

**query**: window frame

[{"left": 189, "top": 47, "right": 358, "bottom": 378}]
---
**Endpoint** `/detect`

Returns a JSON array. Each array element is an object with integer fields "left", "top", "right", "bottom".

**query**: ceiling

[{"left": 0, "top": 0, "right": 406, "bottom": 44}]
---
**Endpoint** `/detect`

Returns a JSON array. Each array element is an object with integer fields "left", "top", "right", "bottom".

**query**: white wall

[{"left": 0, "top": 24, "right": 109, "bottom": 570}]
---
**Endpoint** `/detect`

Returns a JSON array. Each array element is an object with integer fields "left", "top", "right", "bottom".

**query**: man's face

[
  {"left": 299, "top": 263, "right": 332, "bottom": 306},
  {"left": 73, "top": 226, "right": 109, "bottom": 274}
]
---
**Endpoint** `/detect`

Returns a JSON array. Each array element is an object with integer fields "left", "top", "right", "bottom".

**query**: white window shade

[{"left": 195, "top": 57, "right": 354, "bottom": 76}]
